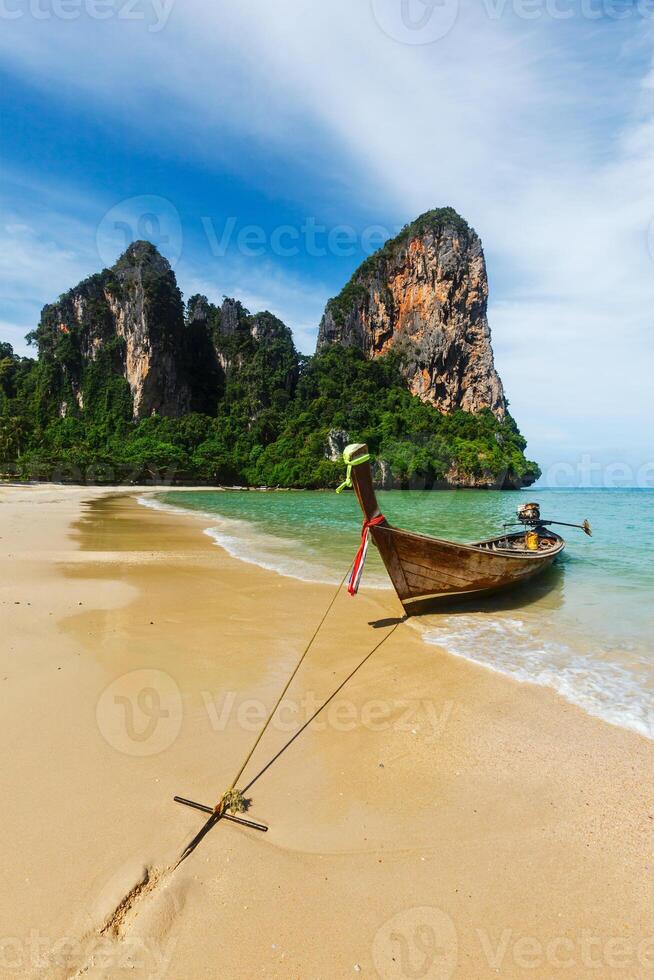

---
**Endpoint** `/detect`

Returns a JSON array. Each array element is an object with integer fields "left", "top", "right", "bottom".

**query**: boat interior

[{"left": 475, "top": 532, "right": 561, "bottom": 554}]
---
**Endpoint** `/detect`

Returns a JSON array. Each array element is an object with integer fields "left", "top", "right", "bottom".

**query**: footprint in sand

[{"left": 40, "top": 858, "right": 186, "bottom": 980}]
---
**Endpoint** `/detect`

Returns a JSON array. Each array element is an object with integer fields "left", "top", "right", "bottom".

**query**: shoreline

[
  {"left": 1, "top": 484, "right": 653, "bottom": 978},
  {"left": 0, "top": 478, "right": 535, "bottom": 492},
  {"left": 138, "top": 487, "right": 654, "bottom": 744}
]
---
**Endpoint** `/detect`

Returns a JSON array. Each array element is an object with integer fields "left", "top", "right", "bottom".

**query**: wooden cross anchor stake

[{"left": 174, "top": 795, "right": 268, "bottom": 832}]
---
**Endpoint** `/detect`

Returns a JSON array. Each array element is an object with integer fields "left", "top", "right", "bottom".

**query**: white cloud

[
  {"left": 0, "top": 203, "right": 99, "bottom": 351},
  {"left": 0, "top": 174, "right": 330, "bottom": 356}
]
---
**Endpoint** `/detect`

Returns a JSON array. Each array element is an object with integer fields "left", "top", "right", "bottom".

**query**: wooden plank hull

[
  {"left": 370, "top": 524, "right": 563, "bottom": 610},
  {"left": 344, "top": 442, "right": 565, "bottom": 614}
]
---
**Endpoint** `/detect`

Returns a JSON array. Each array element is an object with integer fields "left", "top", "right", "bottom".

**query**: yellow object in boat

[{"left": 525, "top": 531, "right": 539, "bottom": 551}]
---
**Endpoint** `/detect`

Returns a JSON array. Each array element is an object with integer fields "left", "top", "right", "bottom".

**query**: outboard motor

[
  {"left": 517, "top": 502, "right": 541, "bottom": 524},
  {"left": 505, "top": 502, "right": 592, "bottom": 545}
]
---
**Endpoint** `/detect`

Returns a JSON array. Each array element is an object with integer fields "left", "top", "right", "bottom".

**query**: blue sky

[{"left": 1, "top": 0, "right": 653, "bottom": 485}]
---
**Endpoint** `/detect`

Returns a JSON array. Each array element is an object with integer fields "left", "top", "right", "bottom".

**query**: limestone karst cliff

[
  {"left": 2, "top": 227, "right": 540, "bottom": 488},
  {"left": 184, "top": 294, "right": 299, "bottom": 416},
  {"left": 34, "top": 242, "right": 192, "bottom": 419},
  {"left": 30, "top": 243, "right": 297, "bottom": 423},
  {"left": 317, "top": 208, "right": 506, "bottom": 418}
]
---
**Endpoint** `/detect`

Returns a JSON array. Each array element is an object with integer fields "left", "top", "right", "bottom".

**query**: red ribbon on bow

[{"left": 348, "top": 514, "right": 386, "bottom": 596}]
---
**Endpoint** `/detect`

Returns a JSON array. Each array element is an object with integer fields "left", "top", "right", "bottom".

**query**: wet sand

[{"left": 1, "top": 484, "right": 653, "bottom": 979}]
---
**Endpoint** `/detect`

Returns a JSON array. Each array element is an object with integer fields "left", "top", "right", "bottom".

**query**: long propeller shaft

[{"left": 504, "top": 518, "right": 592, "bottom": 536}]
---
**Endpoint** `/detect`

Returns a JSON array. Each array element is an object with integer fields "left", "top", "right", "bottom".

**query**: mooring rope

[
  {"left": 242, "top": 616, "right": 403, "bottom": 795},
  {"left": 176, "top": 597, "right": 403, "bottom": 866},
  {"left": 180, "top": 445, "right": 397, "bottom": 850},
  {"left": 213, "top": 561, "right": 354, "bottom": 816},
  {"left": 212, "top": 447, "right": 386, "bottom": 818}
]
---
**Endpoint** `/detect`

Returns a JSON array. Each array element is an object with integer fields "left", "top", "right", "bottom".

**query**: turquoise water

[{"left": 144, "top": 489, "right": 654, "bottom": 739}]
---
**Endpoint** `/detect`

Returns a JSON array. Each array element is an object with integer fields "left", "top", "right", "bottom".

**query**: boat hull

[
  {"left": 344, "top": 442, "right": 565, "bottom": 614},
  {"left": 370, "top": 524, "right": 563, "bottom": 611}
]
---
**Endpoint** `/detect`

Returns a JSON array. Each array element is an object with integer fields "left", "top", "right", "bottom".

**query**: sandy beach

[{"left": 1, "top": 484, "right": 653, "bottom": 979}]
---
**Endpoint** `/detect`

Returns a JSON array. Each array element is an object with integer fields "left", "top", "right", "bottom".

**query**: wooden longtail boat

[{"left": 342, "top": 443, "right": 591, "bottom": 614}]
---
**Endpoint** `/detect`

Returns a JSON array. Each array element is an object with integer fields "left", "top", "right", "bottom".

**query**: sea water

[{"left": 142, "top": 488, "right": 654, "bottom": 739}]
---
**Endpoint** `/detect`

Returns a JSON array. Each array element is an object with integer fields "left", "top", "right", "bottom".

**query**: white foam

[
  {"left": 138, "top": 493, "right": 653, "bottom": 741},
  {"left": 418, "top": 614, "right": 654, "bottom": 741},
  {"left": 201, "top": 525, "right": 341, "bottom": 585},
  {"left": 137, "top": 493, "right": 344, "bottom": 585},
  {"left": 136, "top": 494, "right": 174, "bottom": 514}
]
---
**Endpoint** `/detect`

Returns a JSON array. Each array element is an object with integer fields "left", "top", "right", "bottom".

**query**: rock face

[
  {"left": 36, "top": 242, "right": 192, "bottom": 419},
  {"left": 18, "top": 230, "right": 538, "bottom": 490},
  {"left": 106, "top": 243, "right": 191, "bottom": 418},
  {"left": 317, "top": 208, "right": 507, "bottom": 418},
  {"left": 324, "top": 428, "right": 350, "bottom": 462},
  {"left": 185, "top": 295, "right": 298, "bottom": 401},
  {"left": 34, "top": 244, "right": 298, "bottom": 422}
]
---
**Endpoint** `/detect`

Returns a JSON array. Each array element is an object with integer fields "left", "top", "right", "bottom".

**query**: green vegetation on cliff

[
  {"left": 0, "top": 337, "right": 539, "bottom": 488},
  {"left": 0, "top": 239, "right": 539, "bottom": 488}
]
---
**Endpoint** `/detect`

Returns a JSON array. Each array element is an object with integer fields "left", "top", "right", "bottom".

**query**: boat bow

[{"left": 339, "top": 443, "right": 567, "bottom": 612}]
